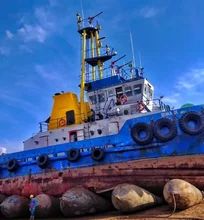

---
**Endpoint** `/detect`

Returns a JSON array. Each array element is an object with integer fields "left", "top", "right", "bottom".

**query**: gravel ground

[{"left": 1, "top": 203, "right": 204, "bottom": 220}]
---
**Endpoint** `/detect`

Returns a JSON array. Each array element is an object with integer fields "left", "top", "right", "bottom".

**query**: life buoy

[
  {"left": 179, "top": 111, "right": 204, "bottom": 135},
  {"left": 153, "top": 118, "right": 177, "bottom": 142},
  {"left": 120, "top": 95, "right": 128, "bottom": 105},
  {"left": 67, "top": 148, "right": 80, "bottom": 162},
  {"left": 131, "top": 122, "right": 153, "bottom": 145},
  {"left": 58, "top": 118, "right": 66, "bottom": 127},
  {"left": 91, "top": 148, "right": 104, "bottom": 161},
  {"left": 37, "top": 154, "right": 49, "bottom": 169},
  {"left": 7, "top": 159, "right": 18, "bottom": 172},
  {"left": 136, "top": 101, "right": 145, "bottom": 112}
]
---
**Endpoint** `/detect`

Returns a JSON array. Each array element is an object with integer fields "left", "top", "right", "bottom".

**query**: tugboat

[{"left": 0, "top": 13, "right": 204, "bottom": 197}]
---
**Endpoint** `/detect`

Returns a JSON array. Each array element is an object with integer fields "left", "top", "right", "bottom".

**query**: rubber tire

[
  {"left": 67, "top": 149, "right": 80, "bottom": 162},
  {"left": 7, "top": 159, "right": 18, "bottom": 172},
  {"left": 91, "top": 148, "right": 104, "bottom": 161},
  {"left": 131, "top": 122, "right": 153, "bottom": 145},
  {"left": 153, "top": 118, "right": 177, "bottom": 142},
  {"left": 37, "top": 154, "right": 49, "bottom": 169},
  {"left": 179, "top": 111, "right": 203, "bottom": 135}
]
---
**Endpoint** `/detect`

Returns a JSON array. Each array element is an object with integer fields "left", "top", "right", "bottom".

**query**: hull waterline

[{"left": 1, "top": 154, "right": 204, "bottom": 196}]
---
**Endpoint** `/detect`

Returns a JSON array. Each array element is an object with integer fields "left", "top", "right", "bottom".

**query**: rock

[
  {"left": 112, "top": 183, "right": 162, "bottom": 213},
  {"left": 60, "top": 187, "right": 111, "bottom": 217},
  {"left": 35, "top": 194, "right": 60, "bottom": 217},
  {"left": 163, "top": 179, "right": 203, "bottom": 210},
  {"left": 1, "top": 195, "right": 29, "bottom": 218}
]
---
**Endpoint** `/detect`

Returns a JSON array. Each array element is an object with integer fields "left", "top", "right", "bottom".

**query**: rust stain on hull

[{"left": 1, "top": 155, "right": 204, "bottom": 196}]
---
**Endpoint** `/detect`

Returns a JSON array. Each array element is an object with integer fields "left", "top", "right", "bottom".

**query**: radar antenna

[{"left": 87, "top": 12, "right": 103, "bottom": 25}]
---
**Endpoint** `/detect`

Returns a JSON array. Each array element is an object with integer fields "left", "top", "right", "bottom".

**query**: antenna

[
  {"left": 111, "top": 55, "right": 126, "bottom": 65},
  {"left": 139, "top": 51, "right": 142, "bottom": 68},
  {"left": 87, "top": 12, "right": 103, "bottom": 25},
  {"left": 129, "top": 31, "right": 136, "bottom": 68},
  {"left": 138, "top": 51, "right": 144, "bottom": 77},
  {"left": 90, "top": 11, "right": 103, "bottom": 20},
  {"left": 80, "top": 0, "right": 85, "bottom": 26}
]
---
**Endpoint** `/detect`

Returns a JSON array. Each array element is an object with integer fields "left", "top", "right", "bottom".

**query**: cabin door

[{"left": 66, "top": 110, "right": 75, "bottom": 125}]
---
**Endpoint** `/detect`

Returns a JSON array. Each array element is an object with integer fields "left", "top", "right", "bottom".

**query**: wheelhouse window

[
  {"left": 124, "top": 86, "right": 133, "bottom": 97},
  {"left": 115, "top": 87, "right": 123, "bottom": 95},
  {"left": 98, "top": 93, "right": 105, "bottom": 103},
  {"left": 144, "top": 84, "right": 153, "bottom": 99},
  {"left": 148, "top": 86, "right": 153, "bottom": 99},
  {"left": 144, "top": 85, "right": 147, "bottom": 94},
  {"left": 133, "top": 84, "right": 142, "bottom": 95},
  {"left": 108, "top": 89, "right": 114, "bottom": 97},
  {"left": 89, "top": 95, "right": 97, "bottom": 104}
]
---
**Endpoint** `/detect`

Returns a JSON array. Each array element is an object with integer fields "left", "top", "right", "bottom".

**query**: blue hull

[{"left": 0, "top": 104, "right": 203, "bottom": 180}]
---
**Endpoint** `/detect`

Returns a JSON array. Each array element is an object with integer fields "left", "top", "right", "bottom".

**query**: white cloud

[
  {"left": 48, "top": 0, "right": 58, "bottom": 7},
  {"left": 163, "top": 96, "right": 179, "bottom": 105},
  {"left": 35, "top": 64, "right": 59, "bottom": 80},
  {"left": 19, "top": 44, "right": 33, "bottom": 53},
  {"left": 163, "top": 67, "right": 204, "bottom": 107},
  {"left": 34, "top": 63, "right": 74, "bottom": 91},
  {"left": 176, "top": 67, "right": 204, "bottom": 90},
  {"left": 34, "top": 7, "right": 55, "bottom": 30},
  {"left": 139, "top": 6, "right": 162, "bottom": 19},
  {"left": 17, "top": 5, "right": 66, "bottom": 44},
  {"left": 0, "top": 93, "right": 34, "bottom": 110},
  {"left": 5, "top": 30, "right": 14, "bottom": 39},
  {"left": 5, "top": 2, "right": 70, "bottom": 46},
  {"left": 0, "top": 46, "right": 10, "bottom": 56},
  {"left": 0, "top": 139, "right": 23, "bottom": 153},
  {"left": 18, "top": 24, "right": 48, "bottom": 43}
]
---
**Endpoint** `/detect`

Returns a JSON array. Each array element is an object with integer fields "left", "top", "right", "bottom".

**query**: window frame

[
  {"left": 133, "top": 84, "right": 142, "bottom": 95},
  {"left": 89, "top": 95, "right": 97, "bottom": 104},
  {"left": 124, "top": 86, "right": 133, "bottom": 97},
  {"left": 98, "top": 92, "right": 106, "bottom": 103}
]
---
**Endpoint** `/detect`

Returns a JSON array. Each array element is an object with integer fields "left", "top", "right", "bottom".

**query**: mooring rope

[{"left": 165, "top": 192, "right": 177, "bottom": 218}]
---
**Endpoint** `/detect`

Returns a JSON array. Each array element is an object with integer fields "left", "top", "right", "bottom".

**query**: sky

[{"left": 0, "top": 0, "right": 203, "bottom": 152}]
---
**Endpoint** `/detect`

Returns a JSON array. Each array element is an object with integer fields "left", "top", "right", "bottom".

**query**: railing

[
  {"left": 39, "top": 122, "right": 48, "bottom": 132},
  {"left": 39, "top": 96, "right": 171, "bottom": 133},
  {"left": 85, "top": 65, "right": 136, "bottom": 83},
  {"left": 85, "top": 46, "right": 116, "bottom": 58},
  {"left": 39, "top": 112, "right": 93, "bottom": 132},
  {"left": 142, "top": 95, "right": 171, "bottom": 112}
]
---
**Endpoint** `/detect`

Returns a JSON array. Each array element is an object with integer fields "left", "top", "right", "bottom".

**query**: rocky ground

[{"left": 3, "top": 202, "right": 204, "bottom": 220}]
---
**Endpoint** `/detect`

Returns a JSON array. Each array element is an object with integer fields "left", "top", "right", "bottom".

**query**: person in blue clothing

[{"left": 29, "top": 195, "right": 39, "bottom": 220}]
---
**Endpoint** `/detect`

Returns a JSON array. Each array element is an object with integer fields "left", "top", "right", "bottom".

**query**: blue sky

[{"left": 0, "top": 0, "right": 203, "bottom": 152}]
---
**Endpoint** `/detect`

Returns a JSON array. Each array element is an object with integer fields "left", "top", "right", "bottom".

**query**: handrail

[
  {"left": 85, "top": 65, "right": 134, "bottom": 82},
  {"left": 40, "top": 111, "right": 93, "bottom": 132}
]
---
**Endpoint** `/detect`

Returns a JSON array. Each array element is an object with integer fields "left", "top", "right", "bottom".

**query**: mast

[{"left": 76, "top": 12, "right": 116, "bottom": 119}]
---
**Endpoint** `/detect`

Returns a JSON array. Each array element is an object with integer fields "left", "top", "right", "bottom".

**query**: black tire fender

[
  {"left": 7, "top": 159, "right": 18, "bottom": 172},
  {"left": 37, "top": 154, "right": 49, "bottom": 169},
  {"left": 153, "top": 118, "right": 177, "bottom": 142},
  {"left": 179, "top": 111, "right": 204, "bottom": 135},
  {"left": 91, "top": 148, "right": 104, "bottom": 161},
  {"left": 67, "top": 148, "right": 80, "bottom": 162},
  {"left": 131, "top": 122, "right": 153, "bottom": 145}
]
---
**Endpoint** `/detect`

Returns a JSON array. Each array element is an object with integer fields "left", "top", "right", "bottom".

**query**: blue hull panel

[{"left": 0, "top": 105, "right": 203, "bottom": 180}]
